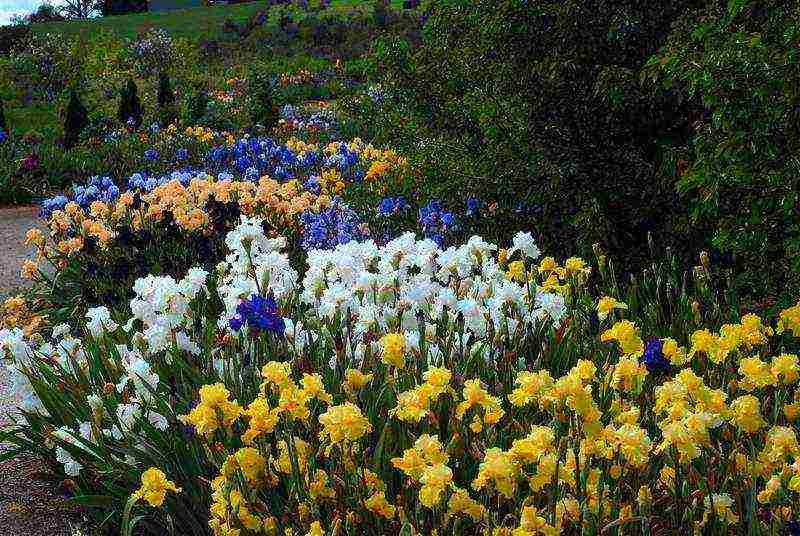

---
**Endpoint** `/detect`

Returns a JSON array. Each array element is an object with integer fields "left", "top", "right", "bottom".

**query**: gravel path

[
  {"left": 0, "top": 206, "right": 41, "bottom": 298},
  {"left": 0, "top": 206, "right": 92, "bottom": 535}
]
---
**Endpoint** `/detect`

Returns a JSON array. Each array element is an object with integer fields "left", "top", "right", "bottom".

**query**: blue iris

[
  {"left": 643, "top": 339, "right": 670, "bottom": 373},
  {"left": 466, "top": 197, "right": 482, "bottom": 216},
  {"left": 418, "top": 199, "right": 457, "bottom": 246},
  {"left": 40, "top": 195, "right": 69, "bottom": 217},
  {"left": 230, "top": 294, "right": 285, "bottom": 335},
  {"left": 378, "top": 196, "right": 408, "bottom": 216},
  {"left": 300, "top": 198, "right": 368, "bottom": 251}
]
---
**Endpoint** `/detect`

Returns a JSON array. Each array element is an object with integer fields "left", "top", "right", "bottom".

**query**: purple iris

[
  {"left": 643, "top": 339, "right": 670, "bottom": 373},
  {"left": 378, "top": 196, "right": 408, "bottom": 216},
  {"left": 230, "top": 294, "right": 285, "bottom": 335}
]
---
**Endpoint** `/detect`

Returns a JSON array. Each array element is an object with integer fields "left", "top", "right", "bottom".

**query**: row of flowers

[{"left": 2, "top": 211, "right": 800, "bottom": 534}]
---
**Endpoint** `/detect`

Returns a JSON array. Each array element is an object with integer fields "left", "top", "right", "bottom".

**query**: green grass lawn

[{"left": 32, "top": 0, "right": 404, "bottom": 41}]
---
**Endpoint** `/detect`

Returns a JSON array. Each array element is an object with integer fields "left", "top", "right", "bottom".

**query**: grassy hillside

[{"left": 31, "top": 0, "right": 403, "bottom": 40}]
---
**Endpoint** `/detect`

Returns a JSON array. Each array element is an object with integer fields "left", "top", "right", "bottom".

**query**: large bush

[
  {"left": 359, "top": 0, "right": 701, "bottom": 261},
  {"left": 350, "top": 0, "right": 799, "bottom": 297},
  {"left": 642, "top": 0, "right": 800, "bottom": 291}
]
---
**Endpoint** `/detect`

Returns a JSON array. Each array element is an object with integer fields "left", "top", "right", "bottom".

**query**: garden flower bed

[
  {"left": 1, "top": 2, "right": 799, "bottom": 534},
  {"left": 2, "top": 202, "right": 800, "bottom": 533}
]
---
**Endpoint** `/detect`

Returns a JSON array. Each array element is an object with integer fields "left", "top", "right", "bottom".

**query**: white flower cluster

[
  {"left": 0, "top": 272, "right": 207, "bottom": 476},
  {"left": 216, "top": 215, "right": 299, "bottom": 325},
  {"left": 214, "top": 220, "right": 565, "bottom": 367},
  {"left": 129, "top": 268, "right": 209, "bottom": 355}
]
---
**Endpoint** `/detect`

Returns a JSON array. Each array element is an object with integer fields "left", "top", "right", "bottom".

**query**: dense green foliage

[
  {"left": 342, "top": 0, "right": 799, "bottom": 297},
  {"left": 643, "top": 0, "right": 800, "bottom": 284}
]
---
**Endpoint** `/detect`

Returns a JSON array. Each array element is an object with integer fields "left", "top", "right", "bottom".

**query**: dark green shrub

[
  {"left": 157, "top": 71, "right": 178, "bottom": 126},
  {"left": 643, "top": 0, "right": 800, "bottom": 292},
  {"left": 62, "top": 89, "right": 88, "bottom": 149},
  {"left": 362, "top": 0, "right": 709, "bottom": 271},
  {"left": 374, "top": 0, "right": 390, "bottom": 28},
  {"left": 101, "top": 0, "right": 147, "bottom": 16},
  {"left": 117, "top": 77, "right": 143, "bottom": 129},
  {"left": 249, "top": 74, "right": 280, "bottom": 130},
  {"left": 185, "top": 82, "right": 209, "bottom": 125},
  {"left": 0, "top": 24, "right": 30, "bottom": 55},
  {"left": 0, "top": 98, "right": 7, "bottom": 135}
]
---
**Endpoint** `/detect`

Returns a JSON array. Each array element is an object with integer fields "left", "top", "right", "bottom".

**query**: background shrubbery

[
  {"left": 1, "top": 0, "right": 798, "bottom": 300},
  {"left": 340, "top": 0, "right": 800, "bottom": 298}
]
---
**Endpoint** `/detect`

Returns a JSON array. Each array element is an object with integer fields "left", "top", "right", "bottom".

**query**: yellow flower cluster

[
  {"left": 392, "top": 434, "right": 452, "bottom": 507},
  {"left": 133, "top": 467, "right": 180, "bottom": 507},
  {"left": 166, "top": 295, "right": 800, "bottom": 535},
  {"left": 182, "top": 383, "right": 243, "bottom": 437}
]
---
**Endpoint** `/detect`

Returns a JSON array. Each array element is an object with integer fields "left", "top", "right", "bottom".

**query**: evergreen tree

[
  {"left": 63, "top": 89, "right": 88, "bottom": 149},
  {"left": 249, "top": 75, "right": 279, "bottom": 131},
  {"left": 0, "top": 97, "right": 7, "bottom": 135},
  {"left": 185, "top": 82, "right": 208, "bottom": 125},
  {"left": 157, "top": 71, "right": 177, "bottom": 126},
  {"left": 117, "top": 77, "right": 143, "bottom": 129},
  {"left": 374, "top": 0, "right": 390, "bottom": 28}
]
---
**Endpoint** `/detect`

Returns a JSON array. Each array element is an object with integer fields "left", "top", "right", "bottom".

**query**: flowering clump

[
  {"left": 133, "top": 467, "right": 180, "bottom": 507},
  {"left": 4, "top": 203, "right": 800, "bottom": 536},
  {"left": 182, "top": 383, "right": 243, "bottom": 437},
  {"left": 229, "top": 294, "right": 285, "bottom": 335},
  {"left": 299, "top": 197, "right": 369, "bottom": 250},
  {"left": 418, "top": 199, "right": 456, "bottom": 246}
]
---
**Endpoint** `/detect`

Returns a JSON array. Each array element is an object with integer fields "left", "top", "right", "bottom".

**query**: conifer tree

[
  {"left": 249, "top": 75, "right": 279, "bottom": 131},
  {"left": 157, "top": 71, "right": 177, "bottom": 126},
  {"left": 118, "top": 77, "right": 143, "bottom": 128},
  {"left": 63, "top": 89, "right": 88, "bottom": 149}
]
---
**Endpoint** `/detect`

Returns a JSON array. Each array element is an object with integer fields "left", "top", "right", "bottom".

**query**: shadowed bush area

[{"left": 341, "top": 0, "right": 800, "bottom": 297}]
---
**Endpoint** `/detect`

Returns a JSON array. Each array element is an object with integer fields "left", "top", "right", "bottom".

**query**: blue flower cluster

[
  {"left": 229, "top": 294, "right": 285, "bottom": 335},
  {"left": 378, "top": 196, "right": 409, "bottom": 217},
  {"left": 0, "top": 130, "right": 7, "bottom": 143},
  {"left": 465, "top": 197, "right": 483, "bottom": 216},
  {"left": 300, "top": 197, "right": 369, "bottom": 251},
  {"left": 418, "top": 200, "right": 456, "bottom": 246},
  {"left": 41, "top": 176, "right": 119, "bottom": 217}
]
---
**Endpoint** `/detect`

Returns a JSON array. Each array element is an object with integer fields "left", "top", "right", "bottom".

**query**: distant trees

[
  {"left": 100, "top": 0, "right": 148, "bottom": 17},
  {"left": 59, "top": 0, "right": 102, "bottom": 19},
  {"left": 21, "top": 3, "right": 66, "bottom": 23}
]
